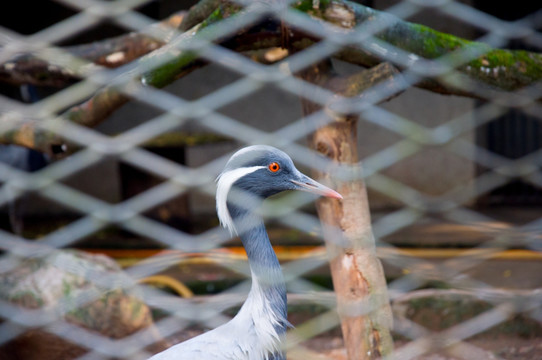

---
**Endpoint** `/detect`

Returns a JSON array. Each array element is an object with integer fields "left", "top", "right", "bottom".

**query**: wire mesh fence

[{"left": 0, "top": 0, "right": 541, "bottom": 359}]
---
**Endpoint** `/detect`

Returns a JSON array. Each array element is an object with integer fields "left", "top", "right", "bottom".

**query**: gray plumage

[{"left": 149, "top": 145, "right": 341, "bottom": 360}]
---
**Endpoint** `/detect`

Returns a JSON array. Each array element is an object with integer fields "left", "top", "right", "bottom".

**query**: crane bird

[{"left": 149, "top": 145, "right": 342, "bottom": 360}]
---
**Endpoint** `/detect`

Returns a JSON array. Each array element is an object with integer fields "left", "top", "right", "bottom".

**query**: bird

[{"left": 149, "top": 145, "right": 342, "bottom": 360}]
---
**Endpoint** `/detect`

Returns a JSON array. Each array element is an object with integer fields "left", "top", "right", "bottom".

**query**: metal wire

[{"left": 0, "top": 0, "right": 541, "bottom": 359}]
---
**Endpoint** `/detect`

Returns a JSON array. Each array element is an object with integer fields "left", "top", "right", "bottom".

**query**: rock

[
  {"left": 518, "top": 345, "right": 534, "bottom": 355},
  {"left": 0, "top": 250, "right": 154, "bottom": 360}
]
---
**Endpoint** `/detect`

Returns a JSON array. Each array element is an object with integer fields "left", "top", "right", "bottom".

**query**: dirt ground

[
  {"left": 2, "top": 323, "right": 540, "bottom": 360},
  {"left": 148, "top": 329, "right": 542, "bottom": 360},
  {"left": 302, "top": 336, "right": 542, "bottom": 360}
]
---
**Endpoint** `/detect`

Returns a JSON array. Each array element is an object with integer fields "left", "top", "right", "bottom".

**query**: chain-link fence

[{"left": 0, "top": 0, "right": 541, "bottom": 359}]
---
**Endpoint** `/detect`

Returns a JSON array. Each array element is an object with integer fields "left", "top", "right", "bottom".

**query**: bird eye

[{"left": 268, "top": 162, "right": 280, "bottom": 173}]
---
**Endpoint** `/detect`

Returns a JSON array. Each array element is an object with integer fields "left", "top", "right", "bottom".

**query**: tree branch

[
  {"left": 2, "top": 0, "right": 542, "bottom": 154},
  {"left": 299, "top": 61, "right": 396, "bottom": 359},
  {"left": 320, "top": 0, "right": 542, "bottom": 95},
  {"left": 0, "top": 11, "right": 186, "bottom": 87},
  {"left": 231, "top": 0, "right": 542, "bottom": 95},
  {"left": 4, "top": 0, "right": 541, "bottom": 94},
  {"left": 179, "top": 0, "right": 221, "bottom": 31},
  {"left": 0, "top": 3, "right": 239, "bottom": 153},
  {"left": 0, "top": 22, "right": 206, "bottom": 153}
]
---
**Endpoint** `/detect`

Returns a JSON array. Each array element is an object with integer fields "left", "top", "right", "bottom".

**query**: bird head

[{"left": 216, "top": 145, "right": 342, "bottom": 235}]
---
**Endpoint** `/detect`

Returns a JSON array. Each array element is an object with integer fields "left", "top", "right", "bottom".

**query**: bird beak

[{"left": 291, "top": 175, "right": 343, "bottom": 199}]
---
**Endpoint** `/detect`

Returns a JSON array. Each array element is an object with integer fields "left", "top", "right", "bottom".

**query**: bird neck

[
  {"left": 229, "top": 204, "right": 288, "bottom": 325},
  {"left": 235, "top": 210, "right": 285, "bottom": 291},
  {"left": 241, "top": 220, "right": 285, "bottom": 292}
]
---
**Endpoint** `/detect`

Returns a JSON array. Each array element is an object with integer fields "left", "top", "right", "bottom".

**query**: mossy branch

[
  {"left": 179, "top": 0, "right": 221, "bottom": 31},
  {"left": 0, "top": 11, "right": 186, "bottom": 88},
  {"left": 323, "top": 0, "right": 542, "bottom": 94},
  {"left": 2, "top": 0, "right": 542, "bottom": 153},
  {"left": 228, "top": 0, "right": 542, "bottom": 95},
  {"left": 0, "top": 16, "right": 209, "bottom": 153},
  {"left": 4, "top": 0, "right": 541, "bottom": 93},
  {"left": 0, "top": 3, "right": 238, "bottom": 153}
]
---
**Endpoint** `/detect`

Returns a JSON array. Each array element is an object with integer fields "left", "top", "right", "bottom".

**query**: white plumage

[
  {"left": 148, "top": 145, "right": 341, "bottom": 360},
  {"left": 149, "top": 274, "right": 283, "bottom": 360},
  {"left": 216, "top": 165, "right": 265, "bottom": 236}
]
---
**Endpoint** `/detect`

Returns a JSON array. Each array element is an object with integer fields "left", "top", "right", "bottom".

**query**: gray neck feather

[{"left": 229, "top": 204, "right": 288, "bottom": 332}]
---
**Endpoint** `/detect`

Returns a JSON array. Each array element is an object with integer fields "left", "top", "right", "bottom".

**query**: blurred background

[{"left": 0, "top": 0, "right": 541, "bottom": 359}]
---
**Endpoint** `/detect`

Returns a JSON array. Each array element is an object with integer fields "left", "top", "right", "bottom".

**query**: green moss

[
  {"left": 69, "top": 307, "right": 90, "bottom": 324},
  {"left": 479, "top": 50, "right": 542, "bottom": 75},
  {"left": 403, "top": 24, "right": 479, "bottom": 59},
  {"left": 142, "top": 51, "right": 199, "bottom": 89},
  {"left": 293, "top": 0, "right": 331, "bottom": 16},
  {"left": 220, "top": 2, "right": 243, "bottom": 19},
  {"left": 293, "top": 0, "right": 313, "bottom": 12},
  {"left": 343, "top": 0, "right": 542, "bottom": 91},
  {"left": 140, "top": 1, "right": 247, "bottom": 89},
  {"left": 131, "top": 299, "right": 144, "bottom": 319},
  {"left": 200, "top": 7, "right": 225, "bottom": 28},
  {"left": 385, "top": 21, "right": 542, "bottom": 90},
  {"left": 459, "top": 49, "right": 542, "bottom": 90},
  {"left": 9, "top": 291, "right": 44, "bottom": 308},
  {"left": 141, "top": 4, "right": 235, "bottom": 89},
  {"left": 62, "top": 279, "right": 72, "bottom": 297}
]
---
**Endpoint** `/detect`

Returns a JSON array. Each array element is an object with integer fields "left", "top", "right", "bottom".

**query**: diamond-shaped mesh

[{"left": 1, "top": 0, "right": 541, "bottom": 359}]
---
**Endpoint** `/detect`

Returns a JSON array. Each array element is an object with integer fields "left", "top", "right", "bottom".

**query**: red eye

[{"left": 268, "top": 162, "right": 280, "bottom": 173}]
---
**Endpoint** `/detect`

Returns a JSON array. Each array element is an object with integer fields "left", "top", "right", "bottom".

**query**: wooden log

[
  {"left": 0, "top": 11, "right": 186, "bottom": 87},
  {"left": 299, "top": 61, "right": 398, "bottom": 359}
]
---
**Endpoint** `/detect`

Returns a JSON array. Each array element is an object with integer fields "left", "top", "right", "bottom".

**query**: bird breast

[
  {"left": 148, "top": 275, "right": 285, "bottom": 360},
  {"left": 231, "top": 273, "right": 285, "bottom": 359}
]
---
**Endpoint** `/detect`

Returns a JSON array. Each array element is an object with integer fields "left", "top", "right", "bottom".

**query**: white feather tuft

[
  {"left": 225, "top": 272, "right": 284, "bottom": 359},
  {"left": 216, "top": 166, "right": 265, "bottom": 235},
  {"left": 244, "top": 273, "right": 284, "bottom": 358},
  {"left": 148, "top": 273, "right": 285, "bottom": 360}
]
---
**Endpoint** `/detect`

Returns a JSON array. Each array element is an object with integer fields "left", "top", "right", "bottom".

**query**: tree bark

[
  {"left": 299, "top": 61, "right": 397, "bottom": 359},
  {"left": 179, "top": 0, "right": 221, "bottom": 31},
  {"left": 334, "top": 0, "right": 542, "bottom": 97},
  {"left": 0, "top": 26, "right": 204, "bottom": 154},
  {"left": 2, "top": 0, "right": 542, "bottom": 154},
  {"left": 3, "top": 0, "right": 541, "bottom": 93},
  {"left": 0, "top": 11, "right": 186, "bottom": 87}
]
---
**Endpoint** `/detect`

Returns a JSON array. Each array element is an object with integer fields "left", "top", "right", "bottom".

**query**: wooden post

[{"left": 299, "top": 61, "right": 400, "bottom": 359}]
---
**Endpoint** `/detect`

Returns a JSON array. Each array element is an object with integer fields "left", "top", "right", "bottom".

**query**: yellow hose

[
  {"left": 139, "top": 275, "right": 194, "bottom": 298},
  {"left": 89, "top": 247, "right": 542, "bottom": 269}
]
